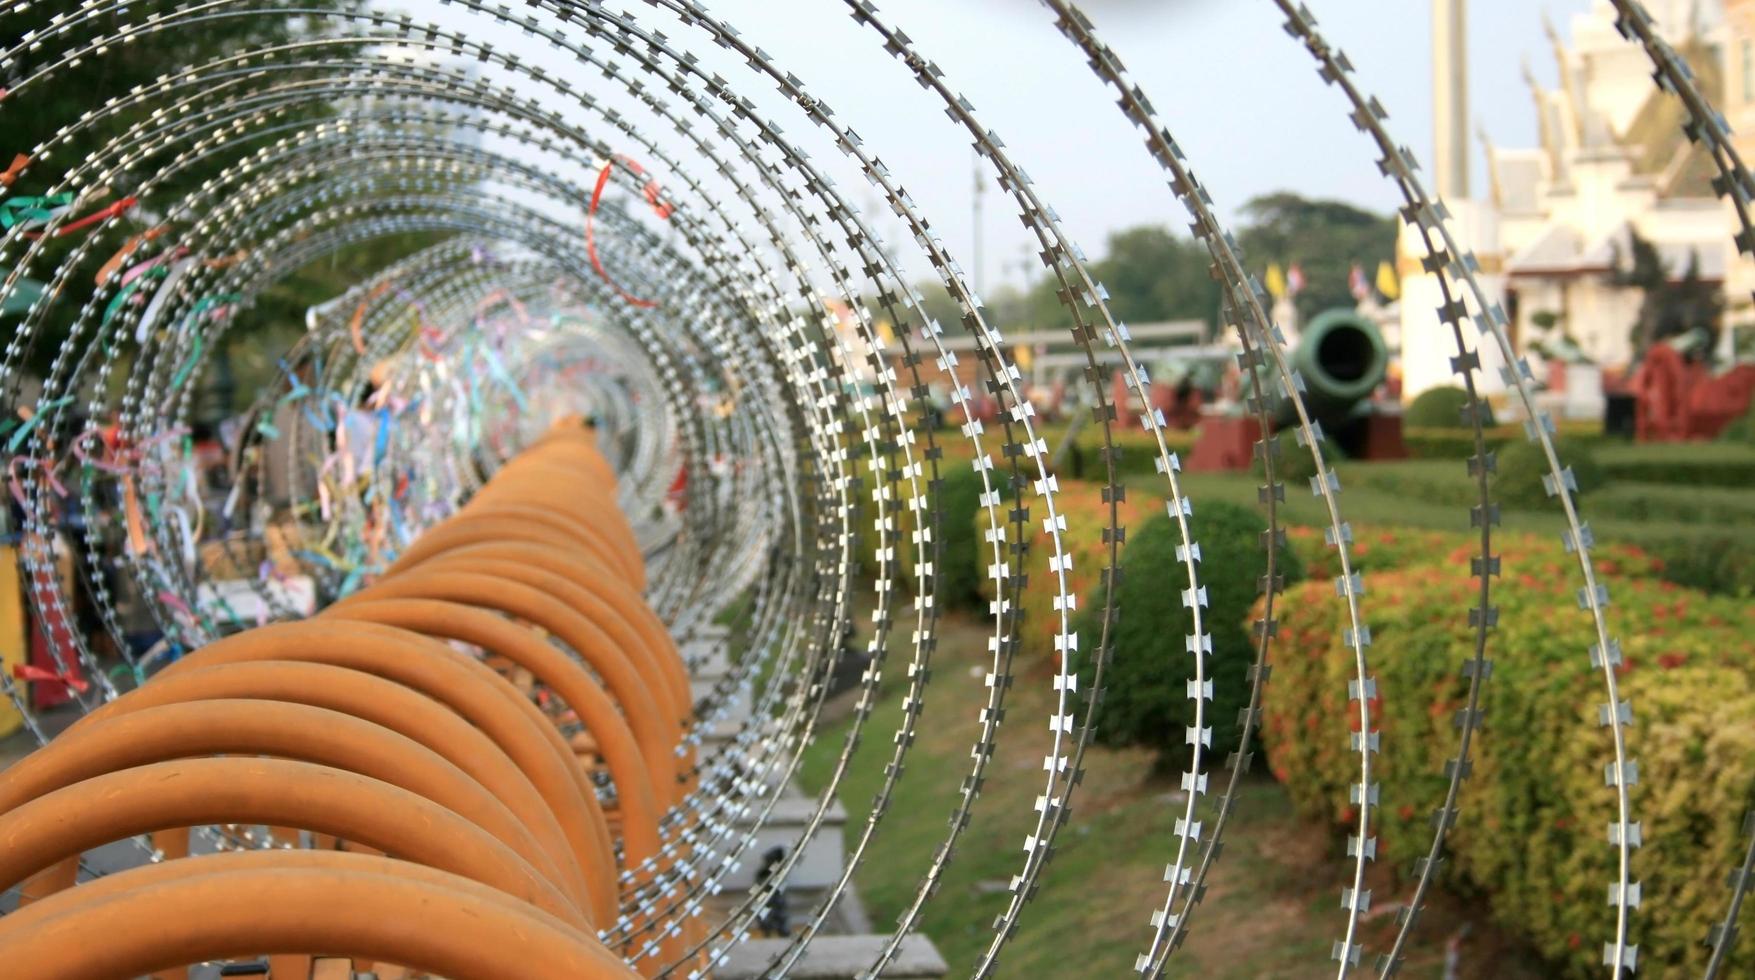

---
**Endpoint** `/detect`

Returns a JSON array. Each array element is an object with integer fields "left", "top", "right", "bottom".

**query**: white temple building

[{"left": 1399, "top": 0, "right": 1733, "bottom": 411}]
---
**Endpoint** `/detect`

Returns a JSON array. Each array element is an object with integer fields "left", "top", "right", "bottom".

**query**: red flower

[
  {"left": 1347, "top": 696, "right": 1382, "bottom": 732},
  {"left": 1658, "top": 652, "right": 1687, "bottom": 670}
]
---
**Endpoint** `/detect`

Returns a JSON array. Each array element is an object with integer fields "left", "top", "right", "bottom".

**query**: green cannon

[{"left": 1269, "top": 307, "right": 1391, "bottom": 430}]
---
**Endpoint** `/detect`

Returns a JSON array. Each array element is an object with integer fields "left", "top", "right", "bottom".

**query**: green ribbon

[
  {"left": 5, "top": 395, "right": 76, "bottom": 452},
  {"left": 107, "top": 662, "right": 147, "bottom": 686},
  {"left": 0, "top": 193, "right": 73, "bottom": 229},
  {"left": 180, "top": 293, "right": 241, "bottom": 332},
  {"left": 170, "top": 333, "right": 203, "bottom": 388}
]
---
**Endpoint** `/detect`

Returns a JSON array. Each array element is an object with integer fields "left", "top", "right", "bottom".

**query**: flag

[
  {"left": 1375, "top": 260, "right": 1400, "bottom": 301},
  {"left": 1348, "top": 263, "right": 1370, "bottom": 301},
  {"left": 1287, "top": 262, "right": 1306, "bottom": 296},
  {"left": 1264, "top": 262, "right": 1287, "bottom": 300}
]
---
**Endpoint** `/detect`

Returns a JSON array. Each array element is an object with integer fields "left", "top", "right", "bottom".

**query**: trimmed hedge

[
  {"left": 1638, "top": 532, "right": 1755, "bottom": 600},
  {"left": 1587, "top": 482, "right": 1755, "bottom": 527},
  {"left": 1076, "top": 501, "right": 1304, "bottom": 765},
  {"left": 1596, "top": 443, "right": 1755, "bottom": 488},
  {"left": 1599, "top": 457, "right": 1755, "bottom": 487},
  {"left": 1404, "top": 421, "right": 1614, "bottom": 461},
  {"left": 1260, "top": 536, "right": 1755, "bottom": 976},
  {"left": 1403, "top": 427, "right": 1503, "bottom": 462}
]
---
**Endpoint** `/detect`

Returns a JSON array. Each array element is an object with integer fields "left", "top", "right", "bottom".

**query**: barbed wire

[{"left": 0, "top": 0, "right": 1747, "bottom": 976}]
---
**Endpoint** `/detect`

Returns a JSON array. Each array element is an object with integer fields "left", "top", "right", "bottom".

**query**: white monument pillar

[
  {"left": 1402, "top": 0, "right": 1507, "bottom": 403},
  {"left": 1433, "top": 0, "right": 1469, "bottom": 201},
  {"left": 1397, "top": 204, "right": 1507, "bottom": 402}
]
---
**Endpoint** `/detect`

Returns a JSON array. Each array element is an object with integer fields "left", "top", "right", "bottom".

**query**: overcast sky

[
  {"left": 423, "top": 0, "right": 1671, "bottom": 288},
  {"left": 680, "top": 1, "right": 1614, "bottom": 288},
  {"left": 682, "top": 0, "right": 1605, "bottom": 287}
]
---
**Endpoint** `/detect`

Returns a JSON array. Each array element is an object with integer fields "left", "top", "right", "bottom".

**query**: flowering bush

[
  {"left": 976, "top": 481, "right": 1148, "bottom": 663},
  {"left": 1260, "top": 534, "right": 1755, "bottom": 976},
  {"left": 1284, "top": 524, "right": 1464, "bottom": 582},
  {"left": 1285, "top": 525, "right": 1663, "bottom": 585}
]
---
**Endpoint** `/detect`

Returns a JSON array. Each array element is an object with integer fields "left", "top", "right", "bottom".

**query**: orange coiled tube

[
  {"left": 0, "top": 851, "right": 639, "bottom": 980},
  {"left": 0, "top": 424, "right": 695, "bottom": 978}
]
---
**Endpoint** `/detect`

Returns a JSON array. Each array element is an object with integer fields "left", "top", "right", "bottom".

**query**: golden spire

[
  {"left": 1477, "top": 122, "right": 1504, "bottom": 210},
  {"left": 1543, "top": 11, "right": 1585, "bottom": 147},
  {"left": 1520, "top": 57, "right": 1561, "bottom": 178}
]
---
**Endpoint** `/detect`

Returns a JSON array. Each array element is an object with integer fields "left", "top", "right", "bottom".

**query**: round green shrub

[
  {"left": 1405, "top": 385, "right": 1494, "bottom": 428},
  {"left": 1075, "top": 500, "right": 1304, "bottom": 767},
  {"left": 1494, "top": 436, "right": 1606, "bottom": 509},
  {"left": 1251, "top": 430, "right": 1343, "bottom": 489},
  {"left": 933, "top": 465, "right": 997, "bottom": 610}
]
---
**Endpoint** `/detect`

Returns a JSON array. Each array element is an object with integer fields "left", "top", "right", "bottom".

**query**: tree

[
  {"left": 1236, "top": 192, "right": 1397, "bottom": 323},
  {"left": 903, "top": 194, "right": 1394, "bottom": 339},
  {"left": 1, "top": 1, "right": 381, "bottom": 391},
  {"left": 1014, "top": 225, "right": 1221, "bottom": 332},
  {"left": 1614, "top": 228, "right": 1723, "bottom": 359}
]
